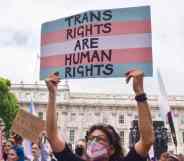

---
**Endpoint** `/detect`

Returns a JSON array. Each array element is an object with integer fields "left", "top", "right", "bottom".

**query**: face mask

[
  {"left": 86, "top": 140, "right": 110, "bottom": 161},
  {"left": 75, "top": 146, "right": 84, "bottom": 156}
]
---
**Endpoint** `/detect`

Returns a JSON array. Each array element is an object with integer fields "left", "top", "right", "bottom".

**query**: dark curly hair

[{"left": 86, "top": 123, "right": 124, "bottom": 159}]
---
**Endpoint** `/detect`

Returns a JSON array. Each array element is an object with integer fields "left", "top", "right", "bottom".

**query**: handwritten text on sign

[{"left": 11, "top": 110, "right": 45, "bottom": 143}]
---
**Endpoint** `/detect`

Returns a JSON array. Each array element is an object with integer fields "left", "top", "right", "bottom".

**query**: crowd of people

[
  {"left": 1, "top": 69, "right": 184, "bottom": 161},
  {"left": 1, "top": 132, "right": 57, "bottom": 161}
]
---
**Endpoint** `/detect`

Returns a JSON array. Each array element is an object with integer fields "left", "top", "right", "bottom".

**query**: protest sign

[
  {"left": 40, "top": 6, "right": 152, "bottom": 79},
  {"left": 11, "top": 109, "right": 45, "bottom": 143}
]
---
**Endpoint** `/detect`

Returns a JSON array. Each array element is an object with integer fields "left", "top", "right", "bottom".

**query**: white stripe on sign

[{"left": 41, "top": 33, "right": 151, "bottom": 57}]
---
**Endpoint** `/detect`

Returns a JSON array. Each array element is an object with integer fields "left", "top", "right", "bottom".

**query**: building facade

[{"left": 11, "top": 83, "right": 184, "bottom": 154}]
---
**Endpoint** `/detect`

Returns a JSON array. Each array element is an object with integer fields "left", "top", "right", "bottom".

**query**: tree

[{"left": 0, "top": 77, "right": 19, "bottom": 137}]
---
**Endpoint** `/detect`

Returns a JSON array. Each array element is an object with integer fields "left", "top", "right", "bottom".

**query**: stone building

[{"left": 11, "top": 83, "right": 184, "bottom": 154}]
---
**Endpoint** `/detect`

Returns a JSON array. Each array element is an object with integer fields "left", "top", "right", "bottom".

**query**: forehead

[
  {"left": 32, "top": 144, "right": 39, "bottom": 149},
  {"left": 89, "top": 129, "right": 107, "bottom": 138}
]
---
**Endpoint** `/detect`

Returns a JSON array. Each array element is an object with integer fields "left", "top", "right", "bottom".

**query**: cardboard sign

[
  {"left": 11, "top": 110, "right": 45, "bottom": 143},
  {"left": 40, "top": 6, "right": 152, "bottom": 79}
]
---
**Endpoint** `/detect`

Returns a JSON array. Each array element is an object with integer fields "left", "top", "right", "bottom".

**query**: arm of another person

[
  {"left": 45, "top": 74, "right": 65, "bottom": 152},
  {"left": 126, "top": 69, "right": 155, "bottom": 157}
]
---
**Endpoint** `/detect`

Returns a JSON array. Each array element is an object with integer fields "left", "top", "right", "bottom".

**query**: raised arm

[
  {"left": 45, "top": 74, "right": 65, "bottom": 152},
  {"left": 126, "top": 69, "right": 155, "bottom": 157}
]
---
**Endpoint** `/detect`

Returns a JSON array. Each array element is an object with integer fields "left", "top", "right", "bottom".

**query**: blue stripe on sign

[
  {"left": 40, "top": 62, "right": 152, "bottom": 80},
  {"left": 110, "top": 6, "right": 150, "bottom": 21},
  {"left": 41, "top": 6, "right": 150, "bottom": 33},
  {"left": 40, "top": 67, "right": 65, "bottom": 80}
]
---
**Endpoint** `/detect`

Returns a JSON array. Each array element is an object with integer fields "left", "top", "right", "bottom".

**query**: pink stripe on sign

[
  {"left": 41, "top": 20, "right": 151, "bottom": 46},
  {"left": 111, "top": 20, "right": 151, "bottom": 36},
  {"left": 40, "top": 55, "right": 65, "bottom": 67},
  {"left": 40, "top": 48, "right": 152, "bottom": 68},
  {"left": 41, "top": 31, "right": 65, "bottom": 46}
]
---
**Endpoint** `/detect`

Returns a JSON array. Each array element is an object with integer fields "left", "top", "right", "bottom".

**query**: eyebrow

[{"left": 89, "top": 135, "right": 106, "bottom": 138}]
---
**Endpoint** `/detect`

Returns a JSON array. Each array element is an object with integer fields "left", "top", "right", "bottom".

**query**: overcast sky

[{"left": 0, "top": 0, "right": 184, "bottom": 95}]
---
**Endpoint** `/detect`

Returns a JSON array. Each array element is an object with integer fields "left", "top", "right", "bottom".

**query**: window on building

[
  {"left": 79, "top": 113, "right": 84, "bottom": 116},
  {"left": 119, "top": 114, "right": 124, "bottom": 124},
  {"left": 181, "top": 117, "right": 184, "bottom": 124},
  {"left": 39, "top": 92, "right": 45, "bottom": 96},
  {"left": 25, "top": 92, "right": 30, "bottom": 96},
  {"left": 62, "top": 112, "right": 68, "bottom": 116},
  {"left": 71, "top": 113, "right": 76, "bottom": 121},
  {"left": 56, "top": 112, "right": 59, "bottom": 121},
  {"left": 134, "top": 114, "right": 138, "bottom": 120},
  {"left": 112, "top": 112, "right": 116, "bottom": 117},
  {"left": 103, "top": 117, "right": 108, "bottom": 124},
  {"left": 69, "top": 129, "right": 75, "bottom": 144},
  {"left": 152, "top": 113, "right": 156, "bottom": 119},
  {"left": 95, "top": 112, "right": 100, "bottom": 116},
  {"left": 38, "top": 112, "right": 43, "bottom": 120},
  {"left": 119, "top": 131, "right": 124, "bottom": 145}
]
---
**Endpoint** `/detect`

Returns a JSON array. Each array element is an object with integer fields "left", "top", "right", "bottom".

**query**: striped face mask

[{"left": 86, "top": 140, "right": 110, "bottom": 161}]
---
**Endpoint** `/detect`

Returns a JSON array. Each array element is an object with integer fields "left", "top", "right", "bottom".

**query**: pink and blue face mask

[{"left": 86, "top": 139, "right": 110, "bottom": 161}]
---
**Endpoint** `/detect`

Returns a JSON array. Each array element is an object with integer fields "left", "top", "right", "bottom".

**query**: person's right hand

[
  {"left": 45, "top": 73, "right": 60, "bottom": 96},
  {"left": 38, "top": 131, "right": 47, "bottom": 145}
]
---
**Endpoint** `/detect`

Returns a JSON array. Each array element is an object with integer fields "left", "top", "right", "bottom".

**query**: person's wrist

[
  {"left": 49, "top": 91, "right": 56, "bottom": 98},
  {"left": 135, "top": 93, "right": 147, "bottom": 102}
]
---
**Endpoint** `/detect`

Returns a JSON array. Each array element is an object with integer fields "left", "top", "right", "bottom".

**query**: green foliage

[{"left": 0, "top": 77, "right": 19, "bottom": 137}]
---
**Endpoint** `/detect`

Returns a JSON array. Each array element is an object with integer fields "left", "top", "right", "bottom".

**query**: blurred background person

[
  {"left": 75, "top": 139, "right": 86, "bottom": 159},
  {"left": 2, "top": 141, "right": 13, "bottom": 161},
  {"left": 7, "top": 147, "right": 24, "bottom": 161}
]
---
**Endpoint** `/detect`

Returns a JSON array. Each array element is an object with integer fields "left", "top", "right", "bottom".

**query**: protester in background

[
  {"left": 9, "top": 133, "right": 17, "bottom": 145},
  {"left": 31, "top": 132, "right": 50, "bottom": 161},
  {"left": 75, "top": 139, "right": 86, "bottom": 159},
  {"left": 3, "top": 141, "right": 13, "bottom": 161},
  {"left": 13, "top": 135, "right": 25, "bottom": 161},
  {"left": 159, "top": 152, "right": 179, "bottom": 161},
  {"left": 7, "top": 147, "right": 23, "bottom": 161},
  {"left": 67, "top": 143, "right": 72, "bottom": 152},
  {"left": 45, "top": 69, "right": 155, "bottom": 161},
  {"left": 31, "top": 143, "right": 50, "bottom": 161},
  {"left": 31, "top": 144, "right": 41, "bottom": 161}
]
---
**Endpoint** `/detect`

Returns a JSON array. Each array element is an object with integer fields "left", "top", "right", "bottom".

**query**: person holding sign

[{"left": 45, "top": 69, "right": 155, "bottom": 161}]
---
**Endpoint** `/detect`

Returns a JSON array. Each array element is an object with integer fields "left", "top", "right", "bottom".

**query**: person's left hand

[{"left": 125, "top": 69, "right": 144, "bottom": 96}]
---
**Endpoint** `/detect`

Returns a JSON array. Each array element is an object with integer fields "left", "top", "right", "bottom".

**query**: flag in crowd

[
  {"left": 157, "top": 69, "right": 170, "bottom": 122},
  {"left": 157, "top": 69, "right": 178, "bottom": 148}
]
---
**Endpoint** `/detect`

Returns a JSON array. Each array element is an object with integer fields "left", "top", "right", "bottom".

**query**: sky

[{"left": 0, "top": 0, "right": 184, "bottom": 95}]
